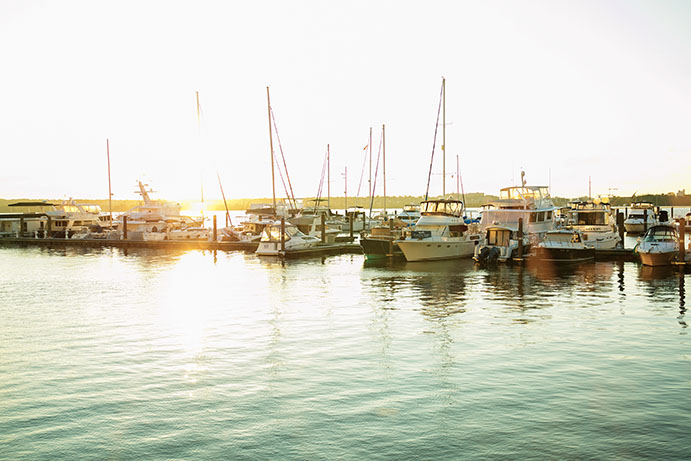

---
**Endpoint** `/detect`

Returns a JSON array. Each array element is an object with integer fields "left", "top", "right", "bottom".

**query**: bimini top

[
  {"left": 420, "top": 199, "right": 463, "bottom": 217},
  {"left": 483, "top": 186, "right": 553, "bottom": 210}
]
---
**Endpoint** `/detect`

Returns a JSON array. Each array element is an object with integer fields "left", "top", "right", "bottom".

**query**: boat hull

[
  {"left": 534, "top": 246, "right": 595, "bottom": 263},
  {"left": 639, "top": 251, "right": 677, "bottom": 267},
  {"left": 396, "top": 239, "right": 477, "bottom": 262},
  {"left": 360, "top": 237, "right": 402, "bottom": 259}
]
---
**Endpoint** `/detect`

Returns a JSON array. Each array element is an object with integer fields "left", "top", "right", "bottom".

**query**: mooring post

[
  {"left": 625, "top": 207, "right": 628, "bottom": 219},
  {"left": 46, "top": 216, "right": 51, "bottom": 239},
  {"left": 280, "top": 217, "right": 286, "bottom": 253},
  {"left": 643, "top": 211, "right": 648, "bottom": 234},
  {"left": 349, "top": 213, "right": 354, "bottom": 241},
  {"left": 671, "top": 207, "right": 674, "bottom": 220},
  {"left": 517, "top": 217, "right": 524, "bottom": 259},
  {"left": 388, "top": 218, "right": 394, "bottom": 256},
  {"left": 362, "top": 212, "right": 367, "bottom": 232},
  {"left": 123, "top": 216, "right": 128, "bottom": 240},
  {"left": 213, "top": 215, "right": 217, "bottom": 242},
  {"left": 617, "top": 212, "right": 625, "bottom": 248},
  {"left": 321, "top": 213, "right": 326, "bottom": 243},
  {"left": 679, "top": 218, "right": 686, "bottom": 262},
  {"left": 19, "top": 217, "right": 24, "bottom": 238}
]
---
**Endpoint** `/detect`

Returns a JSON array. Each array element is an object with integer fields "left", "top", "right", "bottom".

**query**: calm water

[{"left": 1, "top": 245, "right": 689, "bottom": 460}]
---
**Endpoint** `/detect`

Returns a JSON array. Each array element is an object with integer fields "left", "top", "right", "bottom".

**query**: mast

[
  {"left": 266, "top": 87, "right": 276, "bottom": 212},
  {"left": 382, "top": 124, "right": 386, "bottom": 214},
  {"left": 344, "top": 166, "right": 348, "bottom": 211},
  {"left": 442, "top": 77, "right": 446, "bottom": 197},
  {"left": 369, "top": 127, "right": 372, "bottom": 215},
  {"left": 456, "top": 154, "right": 459, "bottom": 199},
  {"left": 327, "top": 144, "right": 331, "bottom": 208},
  {"left": 106, "top": 139, "right": 112, "bottom": 225}
]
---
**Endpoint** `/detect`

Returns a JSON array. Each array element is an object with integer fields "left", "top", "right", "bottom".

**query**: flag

[{"left": 363, "top": 144, "right": 368, "bottom": 150}]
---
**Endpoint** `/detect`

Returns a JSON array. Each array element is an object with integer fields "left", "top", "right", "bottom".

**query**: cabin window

[
  {"left": 529, "top": 213, "right": 537, "bottom": 223},
  {"left": 575, "top": 213, "right": 606, "bottom": 225},
  {"left": 546, "top": 211, "right": 552, "bottom": 220},
  {"left": 537, "top": 212, "right": 545, "bottom": 222},
  {"left": 487, "top": 229, "right": 511, "bottom": 246}
]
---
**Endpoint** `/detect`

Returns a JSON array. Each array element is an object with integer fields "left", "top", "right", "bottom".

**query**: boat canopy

[
  {"left": 642, "top": 225, "right": 677, "bottom": 242},
  {"left": 420, "top": 200, "right": 463, "bottom": 217},
  {"left": 500, "top": 186, "right": 549, "bottom": 201}
]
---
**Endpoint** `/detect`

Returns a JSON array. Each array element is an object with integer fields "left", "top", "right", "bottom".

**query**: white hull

[
  {"left": 581, "top": 231, "right": 620, "bottom": 250},
  {"left": 256, "top": 240, "right": 318, "bottom": 256},
  {"left": 397, "top": 238, "right": 477, "bottom": 262},
  {"left": 624, "top": 222, "right": 657, "bottom": 234}
]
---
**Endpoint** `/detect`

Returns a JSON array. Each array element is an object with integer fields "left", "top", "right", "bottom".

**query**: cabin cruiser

[
  {"left": 534, "top": 229, "right": 595, "bottom": 263},
  {"left": 566, "top": 200, "right": 621, "bottom": 249},
  {"left": 623, "top": 202, "right": 659, "bottom": 233},
  {"left": 396, "top": 204, "right": 421, "bottom": 227},
  {"left": 255, "top": 221, "right": 320, "bottom": 256},
  {"left": 473, "top": 225, "right": 528, "bottom": 264},
  {"left": 1, "top": 200, "right": 110, "bottom": 238},
  {"left": 473, "top": 183, "right": 557, "bottom": 262},
  {"left": 360, "top": 218, "right": 410, "bottom": 259},
  {"left": 636, "top": 224, "right": 679, "bottom": 266},
  {"left": 395, "top": 199, "right": 481, "bottom": 261}
]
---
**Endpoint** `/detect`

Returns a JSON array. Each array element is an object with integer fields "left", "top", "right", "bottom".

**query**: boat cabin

[
  {"left": 485, "top": 227, "right": 514, "bottom": 247},
  {"left": 641, "top": 225, "right": 677, "bottom": 243}
]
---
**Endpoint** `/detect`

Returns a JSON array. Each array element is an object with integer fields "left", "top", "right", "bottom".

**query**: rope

[
  {"left": 270, "top": 108, "right": 298, "bottom": 211},
  {"left": 424, "top": 80, "right": 444, "bottom": 201},
  {"left": 356, "top": 139, "right": 369, "bottom": 198},
  {"left": 314, "top": 149, "right": 329, "bottom": 214}
]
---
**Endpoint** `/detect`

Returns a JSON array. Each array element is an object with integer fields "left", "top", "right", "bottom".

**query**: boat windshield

[
  {"left": 487, "top": 229, "right": 511, "bottom": 246},
  {"left": 421, "top": 201, "right": 462, "bottom": 216},
  {"left": 643, "top": 228, "right": 676, "bottom": 242},
  {"left": 261, "top": 225, "right": 294, "bottom": 242}
]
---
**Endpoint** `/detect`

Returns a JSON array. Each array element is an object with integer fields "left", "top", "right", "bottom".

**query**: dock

[{"left": 0, "top": 237, "right": 259, "bottom": 252}]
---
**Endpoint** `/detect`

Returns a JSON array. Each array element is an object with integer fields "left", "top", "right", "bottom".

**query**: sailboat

[{"left": 396, "top": 78, "right": 481, "bottom": 262}]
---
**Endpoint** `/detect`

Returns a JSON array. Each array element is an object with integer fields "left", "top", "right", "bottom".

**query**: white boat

[
  {"left": 567, "top": 200, "right": 621, "bottom": 249},
  {"left": 637, "top": 224, "right": 679, "bottom": 266},
  {"left": 473, "top": 225, "right": 528, "bottom": 263},
  {"left": 396, "top": 199, "right": 481, "bottom": 261},
  {"left": 473, "top": 179, "right": 558, "bottom": 262},
  {"left": 534, "top": 229, "right": 596, "bottom": 263},
  {"left": 623, "top": 202, "right": 659, "bottom": 233},
  {"left": 1, "top": 200, "right": 106, "bottom": 238},
  {"left": 255, "top": 221, "right": 321, "bottom": 256},
  {"left": 397, "top": 204, "right": 421, "bottom": 227}
]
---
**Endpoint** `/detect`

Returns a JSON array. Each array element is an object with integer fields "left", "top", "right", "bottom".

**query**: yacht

[
  {"left": 360, "top": 218, "right": 407, "bottom": 259},
  {"left": 567, "top": 200, "right": 621, "bottom": 249},
  {"left": 534, "top": 229, "right": 595, "bottom": 263},
  {"left": 623, "top": 202, "right": 659, "bottom": 233},
  {"left": 473, "top": 225, "right": 528, "bottom": 264},
  {"left": 395, "top": 199, "right": 481, "bottom": 261},
  {"left": 255, "top": 221, "right": 320, "bottom": 256},
  {"left": 637, "top": 224, "right": 679, "bottom": 266},
  {"left": 473, "top": 181, "right": 558, "bottom": 262}
]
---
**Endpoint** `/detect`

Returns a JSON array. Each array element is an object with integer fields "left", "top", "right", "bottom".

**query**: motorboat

[
  {"left": 396, "top": 199, "right": 481, "bottom": 261},
  {"left": 636, "top": 224, "right": 679, "bottom": 266},
  {"left": 623, "top": 202, "right": 659, "bottom": 233},
  {"left": 567, "top": 200, "right": 621, "bottom": 249},
  {"left": 473, "top": 179, "right": 558, "bottom": 262},
  {"left": 396, "top": 204, "right": 421, "bottom": 227},
  {"left": 360, "top": 218, "right": 408, "bottom": 259},
  {"left": 473, "top": 225, "right": 529, "bottom": 264},
  {"left": 533, "top": 229, "right": 596, "bottom": 263},
  {"left": 255, "top": 221, "right": 320, "bottom": 256}
]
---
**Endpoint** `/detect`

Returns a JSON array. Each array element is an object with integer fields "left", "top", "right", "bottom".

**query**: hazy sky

[{"left": 1, "top": 0, "right": 689, "bottom": 202}]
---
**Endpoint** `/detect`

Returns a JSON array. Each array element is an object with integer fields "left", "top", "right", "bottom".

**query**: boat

[
  {"left": 255, "top": 221, "right": 320, "bottom": 256},
  {"left": 473, "top": 225, "right": 528, "bottom": 264},
  {"left": 397, "top": 204, "right": 421, "bottom": 227},
  {"left": 623, "top": 202, "right": 659, "bottom": 233},
  {"left": 360, "top": 218, "right": 408, "bottom": 259},
  {"left": 533, "top": 229, "right": 596, "bottom": 263},
  {"left": 636, "top": 224, "right": 679, "bottom": 266},
  {"left": 566, "top": 199, "right": 621, "bottom": 249},
  {"left": 473, "top": 177, "right": 558, "bottom": 262},
  {"left": 396, "top": 199, "right": 481, "bottom": 261}
]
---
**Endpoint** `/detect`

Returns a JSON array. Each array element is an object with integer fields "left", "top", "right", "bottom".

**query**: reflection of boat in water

[
  {"left": 534, "top": 229, "right": 595, "bottom": 263},
  {"left": 255, "top": 221, "right": 320, "bottom": 256},
  {"left": 637, "top": 224, "right": 679, "bottom": 266}
]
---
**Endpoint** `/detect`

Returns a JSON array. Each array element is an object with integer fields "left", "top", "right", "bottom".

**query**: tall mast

[
  {"left": 382, "top": 124, "right": 386, "bottom": 214},
  {"left": 344, "top": 166, "right": 348, "bottom": 211},
  {"left": 456, "top": 154, "right": 460, "bottom": 199},
  {"left": 106, "top": 139, "right": 112, "bottom": 225},
  {"left": 442, "top": 77, "right": 446, "bottom": 197},
  {"left": 266, "top": 87, "right": 276, "bottom": 211},
  {"left": 327, "top": 144, "right": 331, "bottom": 208},
  {"left": 369, "top": 127, "right": 372, "bottom": 213}
]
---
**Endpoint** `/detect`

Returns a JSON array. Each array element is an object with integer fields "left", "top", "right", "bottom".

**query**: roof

[{"left": 9, "top": 201, "right": 55, "bottom": 207}]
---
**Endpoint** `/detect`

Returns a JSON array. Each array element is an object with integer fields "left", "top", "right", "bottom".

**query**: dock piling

[
  {"left": 518, "top": 218, "right": 524, "bottom": 259},
  {"left": 46, "top": 216, "right": 51, "bottom": 239},
  {"left": 123, "top": 216, "right": 128, "bottom": 240},
  {"left": 349, "top": 214, "right": 354, "bottom": 240},
  {"left": 19, "top": 217, "right": 24, "bottom": 238},
  {"left": 643, "top": 211, "right": 648, "bottom": 234},
  {"left": 617, "top": 212, "right": 625, "bottom": 248},
  {"left": 281, "top": 217, "right": 286, "bottom": 253},
  {"left": 213, "top": 215, "right": 217, "bottom": 242},
  {"left": 680, "top": 218, "right": 686, "bottom": 262},
  {"left": 388, "top": 218, "right": 394, "bottom": 256},
  {"left": 321, "top": 214, "right": 326, "bottom": 243}
]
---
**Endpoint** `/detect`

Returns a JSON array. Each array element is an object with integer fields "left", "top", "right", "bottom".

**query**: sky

[{"left": 1, "top": 0, "right": 690, "bottom": 203}]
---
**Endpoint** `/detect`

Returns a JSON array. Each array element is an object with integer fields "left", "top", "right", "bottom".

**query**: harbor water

[{"left": 1, "top": 246, "right": 689, "bottom": 460}]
